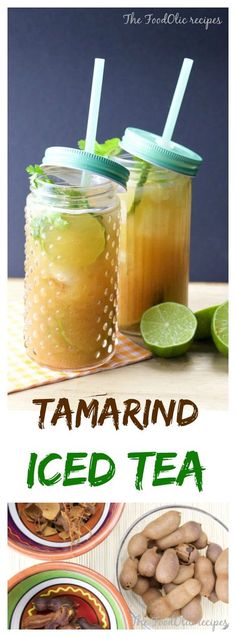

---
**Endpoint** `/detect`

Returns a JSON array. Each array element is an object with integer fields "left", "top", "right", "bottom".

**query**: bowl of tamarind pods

[{"left": 116, "top": 505, "right": 229, "bottom": 629}]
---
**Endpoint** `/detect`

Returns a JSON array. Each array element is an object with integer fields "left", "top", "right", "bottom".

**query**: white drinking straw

[
  {"left": 162, "top": 58, "right": 193, "bottom": 142},
  {"left": 81, "top": 58, "right": 105, "bottom": 187},
  {"left": 84, "top": 57, "right": 105, "bottom": 153}
]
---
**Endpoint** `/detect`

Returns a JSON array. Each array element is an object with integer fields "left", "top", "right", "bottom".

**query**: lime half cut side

[
  {"left": 211, "top": 301, "right": 228, "bottom": 356},
  {"left": 140, "top": 302, "right": 197, "bottom": 358},
  {"left": 194, "top": 305, "right": 219, "bottom": 340}
]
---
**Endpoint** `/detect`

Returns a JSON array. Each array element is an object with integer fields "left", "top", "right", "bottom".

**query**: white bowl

[{"left": 116, "top": 505, "right": 228, "bottom": 631}]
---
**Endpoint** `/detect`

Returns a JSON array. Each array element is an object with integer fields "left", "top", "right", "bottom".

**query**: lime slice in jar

[
  {"left": 43, "top": 214, "right": 105, "bottom": 270},
  {"left": 211, "top": 301, "right": 228, "bottom": 356},
  {"left": 140, "top": 302, "right": 197, "bottom": 358},
  {"left": 56, "top": 309, "right": 101, "bottom": 353}
]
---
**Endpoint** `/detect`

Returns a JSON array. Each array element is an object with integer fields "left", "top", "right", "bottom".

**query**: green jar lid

[
  {"left": 120, "top": 128, "right": 203, "bottom": 177},
  {"left": 42, "top": 146, "right": 129, "bottom": 189}
]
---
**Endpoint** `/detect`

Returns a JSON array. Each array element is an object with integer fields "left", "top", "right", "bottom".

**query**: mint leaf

[
  {"left": 77, "top": 139, "right": 151, "bottom": 215},
  {"left": 128, "top": 161, "right": 150, "bottom": 215},
  {"left": 78, "top": 138, "right": 121, "bottom": 157},
  {"left": 26, "top": 164, "right": 90, "bottom": 208},
  {"left": 52, "top": 186, "right": 89, "bottom": 209},
  {"left": 31, "top": 213, "right": 68, "bottom": 249},
  {"left": 26, "top": 164, "right": 44, "bottom": 176},
  {"left": 26, "top": 164, "right": 53, "bottom": 189}
]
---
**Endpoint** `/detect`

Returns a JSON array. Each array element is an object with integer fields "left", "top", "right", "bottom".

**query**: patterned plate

[
  {"left": 8, "top": 562, "right": 133, "bottom": 629},
  {"left": 8, "top": 502, "right": 124, "bottom": 560}
]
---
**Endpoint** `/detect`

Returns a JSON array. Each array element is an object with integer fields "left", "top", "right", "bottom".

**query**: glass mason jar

[
  {"left": 117, "top": 155, "right": 192, "bottom": 335},
  {"left": 24, "top": 167, "right": 122, "bottom": 370}
]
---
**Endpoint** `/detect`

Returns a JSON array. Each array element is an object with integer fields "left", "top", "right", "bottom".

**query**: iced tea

[
  {"left": 24, "top": 170, "right": 120, "bottom": 370},
  {"left": 117, "top": 157, "right": 191, "bottom": 334}
]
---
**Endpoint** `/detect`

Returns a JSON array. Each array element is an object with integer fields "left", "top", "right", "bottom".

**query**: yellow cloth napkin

[{"left": 8, "top": 301, "right": 152, "bottom": 393}]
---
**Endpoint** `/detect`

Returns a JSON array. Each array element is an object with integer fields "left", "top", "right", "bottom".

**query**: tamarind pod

[
  {"left": 215, "top": 551, "right": 228, "bottom": 605},
  {"left": 215, "top": 549, "right": 229, "bottom": 604},
  {"left": 138, "top": 547, "right": 161, "bottom": 577},
  {"left": 194, "top": 531, "right": 208, "bottom": 549},
  {"left": 181, "top": 594, "right": 202, "bottom": 624},
  {"left": 176, "top": 543, "right": 199, "bottom": 563},
  {"left": 215, "top": 548, "right": 228, "bottom": 580},
  {"left": 163, "top": 583, "right": 182, "bottom": 616},
  {"left": 206, "top": 543, "right": 222, "bottom": 564},
  {"left": 127, "top": 533, "right": 148, "bottom": 558},
  {"left": 215, "top": 576, "right": 228, "bottom": 603},
  {"left": 120, "top": 557, "right": 138, "bottom": 589},
  {"left": 142, "top": 511, "right": 181, "bottom": 540},
  {"left": 155, "top": 549, "right": 179, "bottom": 584},
  {"left": 194, "top": 556, "right": 215, "bottom": 597},
  {"left": 157, "top": 522, "right": 201, "bottom": 550},
  {"left": 147, "top": 578, "right": 201, "bottom": 620},
  {"left": 173, "top": 564, "right": 194, "bottom": 584},
  {"left": 142, "top": 587, "right": 162, "bottom": 605}
]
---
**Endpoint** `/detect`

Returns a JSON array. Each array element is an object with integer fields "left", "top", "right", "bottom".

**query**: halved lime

[
  {"left": 44, "top": 213, "right": 105, "bottom": 271},
  {"left": 194, "top": 305, "right": 219, "bottom": 340},
  {"left": 211, "top": 301, "right": 228, "bottom": 356},
  {"left": 140, "top": 302, "right": 197, "bottom": 358}
]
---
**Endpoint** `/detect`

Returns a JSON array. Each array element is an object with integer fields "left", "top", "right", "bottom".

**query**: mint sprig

[
  {"left": 78, "top": 138, "right": 150, "bottom": 215},
  {"left": 78, "top": 137, "right": 121, "bottom": 157},
  {"left": 26, "top": 164, "right": 53, "bottom": 189},
  {"left": 26, "top": 165, "right": 68, "bottom": 248},
  {"left": 128, "top": 160, "right": 150, "bottom": 215},
  {"left": 26, "top": 163, "right": 90, "bottom": 248},
  {"left": 26, "top": 164, "right": 89, "bottom": 206}
]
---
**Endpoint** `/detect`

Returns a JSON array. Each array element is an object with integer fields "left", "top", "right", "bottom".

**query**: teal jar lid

[
  {"left": 120, "top": 128, "right": 203, "bottom": 177},
  {"left": 42, "top": 146, "right": 129, "bottom": 189}
]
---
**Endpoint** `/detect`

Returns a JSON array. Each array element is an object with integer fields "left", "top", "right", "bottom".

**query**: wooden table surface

[{"left": 8, "top": 279, "right": 228, "bottom": 411}]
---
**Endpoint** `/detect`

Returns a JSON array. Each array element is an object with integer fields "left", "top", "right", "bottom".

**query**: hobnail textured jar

[{"left": 24, "top": 169, "right": 121, "bottom": 370}]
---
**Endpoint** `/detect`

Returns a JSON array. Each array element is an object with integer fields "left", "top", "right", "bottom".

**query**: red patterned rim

[
  {"left": 8, "top": 503, "right": 124, "bottom": 560},
  {"left": 8, "top": 561, "right": 133, "bottom": 629}
]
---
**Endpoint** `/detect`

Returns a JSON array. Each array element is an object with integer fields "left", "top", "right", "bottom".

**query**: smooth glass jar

[
  {"left": 117, "top": 155, "right": 192, "bottom": 334},
  {"left": 24, "top": 168, "right": 120, "bottom": 370}
]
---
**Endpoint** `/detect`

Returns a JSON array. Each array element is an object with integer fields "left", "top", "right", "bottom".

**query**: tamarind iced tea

[
  {"left": 117, "top": 157, "right": 191, "bottom": 334},
  {"left": 24, "top": 171, "right": 120, "bottom": 370}
]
